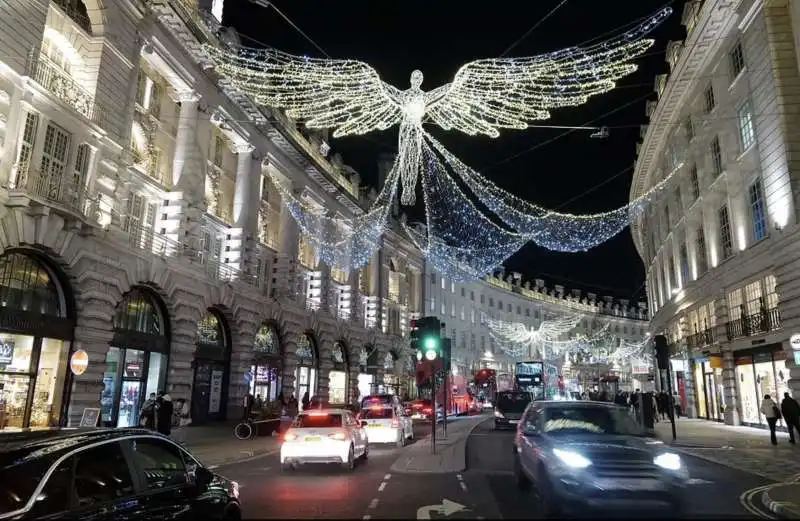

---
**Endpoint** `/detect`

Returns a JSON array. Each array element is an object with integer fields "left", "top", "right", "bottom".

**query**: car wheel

[
  {"left": 342, "top": 445, "right": 355, "bottom": 471},
  {"left": 514, "top": 455, "right": 532, "bottom": 492},
  {"left": 281, "top": 462, "right": 295, "bottom": 472},
  {"left": 535, "top": 468, "right": 561, "bottom": 516},
  {"left": 362, "top": 443, "right": 369, "bottom": 460}
]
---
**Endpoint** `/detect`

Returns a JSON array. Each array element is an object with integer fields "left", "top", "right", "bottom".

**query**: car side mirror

[
  {"left": 360, "top": 420, "right": 368, "bottom": 428},
  {"left": 521, "top": 423, "right": 540, "bottom": 437}
]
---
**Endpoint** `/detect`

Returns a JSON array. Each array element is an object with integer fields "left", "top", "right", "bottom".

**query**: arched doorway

[
  {"left": 295, "top": 333, "right": 318, "bottom": 404},
  {"left": 328, "top": 341, "right": 349, "bottom": 405},
  {"left": 192, "top": 309, "right": 230, "bottom": 424},
  {"left": 102, "top": 286, "right": 169, "bottom": 427},
  {"left": 357, "top": 345, "right": 379, "bottom": 400},
  {"left": 382, "top": 350, "right": 400, "bottom": 395},
  {"left": 248, "top": 322, "right": 282, "bottom": 405},
  {"left": 0, "top": 251, "right": 75, "bottom": 429}
]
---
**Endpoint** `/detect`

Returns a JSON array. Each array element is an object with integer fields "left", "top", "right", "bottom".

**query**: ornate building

[{"left": 630, "top": 0, "right": 800, "bottom": 427}]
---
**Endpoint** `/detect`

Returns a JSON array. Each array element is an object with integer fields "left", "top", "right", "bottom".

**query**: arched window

[
  {"left": 192, "top": 309, "right": 231, "bottom": 424},
  {"left": 113, "top": 287, "right": 164, "bottom": 337},
  {"left": 254, "top": 323, "right": 280, "bottom": 357},
  {"left": 197, "top": 311, "right": 225, "bottom": 351},
  {"left": 329, "top": 342, "right": 349, "bottom": 404},
  {"left": 248, "top": 322, "right": 282, "bottom": 406},
  {"left": 0, "top": 252, "right": 63, "bottom": 317},
  {"left": 295, "top": 333, "right": 318, "bottom": 403}
]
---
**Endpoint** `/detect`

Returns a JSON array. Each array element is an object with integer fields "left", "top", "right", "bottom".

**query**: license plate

[
  {"left": 368, "top": 423, "right": 383, "bottom": 428},
  {"left": 596, "top": 478, "right": 663, "bottom": 491},
  {"left": 304, "top": 436, "right": 321, "bottom": 442},
  {"left": 509, "top": 420, "right": 518, "bottom": 424}
]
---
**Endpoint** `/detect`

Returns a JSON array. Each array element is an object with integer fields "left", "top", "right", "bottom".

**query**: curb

[
  {"left": 389, "top": 416, "right": 489, "bottom": 475},
  {"left": 762, "top": 488, "right": 800, "bottom": 519}
]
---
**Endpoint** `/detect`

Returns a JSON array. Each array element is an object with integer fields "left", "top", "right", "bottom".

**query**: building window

[
  {"left": 710, "top": 136, "right": 722, "bottom": 177},
  {"left": 690, "top": 164, "right": 700, "bottom": 200},
  {"left": 674, "top": 186, "right": 682, "bottom": 212},
  {"left": 684, "top": 116, "right": 694, "bottom": 141},
  {"left": 664, "top": 204, "right": 671, "bottom": 229},
  {"left": 460, "top": 287, "right": 465, "bottom": 297},
  {"left": 497, "top": 300, "right": 502, "bottom": 309},
  {"left": 470, "top": 291, "right": 474, "bottom": 301},
  {"left": 668, "top": 256, "right": 677, "bottom": 290},
  {"left": 480, "top": 294, "right": 484, "bottom": 304},
  {"left": 729, "top": 40, "right": 745, "bottom": 79},
  {"left": 430, "top": 273, "right": 436, "bottom": 285},
  {"left": 737, "top": 101, "right": 755, "bottom": 152},
  {"left": 441, "top": 277, "right": 446, "bottom": 290},
  {"left": 696, "top": 226, "right": 708, "bottom": 275},
  {"left": 679, "top": 244, "right": 690, "bottom": 285},
  {"left": 703, "top": 84, "right": 715, "bottom": 113},
  {"left": 748, "top": 179, "right": 768, "bottom": 242},
  {"left": 719, "top": 205, "right": 733, "bottom": 259}
]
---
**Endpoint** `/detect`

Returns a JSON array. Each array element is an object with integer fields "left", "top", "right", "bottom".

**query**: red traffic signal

[{"left": 410, "top": 319, "right": 418, "bottom": 330}]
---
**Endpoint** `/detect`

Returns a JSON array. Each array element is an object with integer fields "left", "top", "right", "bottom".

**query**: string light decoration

[
  {"left": 487, "top": 313, "right": 584, "bottom": 360},
  {"left": 265, "top": 162, "right": 399, "bottom": 271},
  {"left": 204, "top": 6, "right": 670, "bottom": 205}
]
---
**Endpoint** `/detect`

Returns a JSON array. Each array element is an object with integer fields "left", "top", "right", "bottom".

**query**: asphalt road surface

[{"left": 461, "top": 418, "right": 778, "bottom": 519}]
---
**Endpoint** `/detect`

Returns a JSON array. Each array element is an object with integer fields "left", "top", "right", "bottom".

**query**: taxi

[
  {"left": 280, "top": 409, "right": 369, "bottom": 471},
  {"left": 359, "top": 405, "right": 414, "bottom": 447}
]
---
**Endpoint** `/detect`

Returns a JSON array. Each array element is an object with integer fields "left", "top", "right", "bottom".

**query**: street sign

[{"left": 416, "top": 499, "right": 467, "bottom": 519}]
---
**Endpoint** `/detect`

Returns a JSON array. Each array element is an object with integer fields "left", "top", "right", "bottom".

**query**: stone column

[
  {"left": 232, "top": 144, "right": 256, "bottom": 229},
  {"left": 274, "top": 184, "right": 300, "bottom": 299},
  {"left": 0, "top": 84, "right": 28, "bottom": 187},
  {"left": 349, "top": 270, "right": 363, "bottom": 325},
  {"left": 167, "top": 292, "right": 205, "bottom": 402},
  {"left": 280, "top": 323, "right": 301, "bottom": 400},
  {"left": 347, "top": 350, "right": 361, "bottom": 404},
  {"left": 172, "top": 91, "right": 201, "bottom": 188},
  {"left": 226, "top": 308, "right": 260, "bottom": 419},
  {"left": 319, "top": 264, "right": 332, "bottom": 313},
  {"left": 316, "top": 334, "right": 334, "bottom": 402}
]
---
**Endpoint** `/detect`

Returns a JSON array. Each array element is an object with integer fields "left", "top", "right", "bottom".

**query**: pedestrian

[
  {"left": 673, "top": 392, "right": 682, "bottom": 418},
  {"left": 156, "top": 391, "right": 174, "bottom": 437},
  {"left": 139, "top": 392, "right": 157, "bottom": 429},
  {"left": 255, "top": 394, "right": 263, "bottom": 412},
  {"left": 761, "top": 393, "right": 781, "bottom": 445},
  {"left": 651, "top": 393, "right": 659, "bottom": 423},
  {"left": 301, "top": 391, "right": 310, "bottom": 411},
  {"left": 243, "top": 392, "right": 254, "bottom": 421},
  {"left": 171, "top": 398, "right": 192, "bottom": 445},
  {"left": 781, "top": 392, "right": 800, "bottom": 444}
]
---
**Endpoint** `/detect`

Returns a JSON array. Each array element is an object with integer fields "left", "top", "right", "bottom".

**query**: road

[{"left": 213, "top": 417, "right": 782, "bottom": 519}]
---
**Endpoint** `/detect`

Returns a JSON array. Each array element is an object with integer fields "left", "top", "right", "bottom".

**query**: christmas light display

[
  {"left": 204, "top": 6, "right": 670, "bottom": 205},
  {"left": 265, "top": 160, "right": 399, "bottom": 271},
  {"left": 487, "top": 313, "right": 583, "bottom": 359}
]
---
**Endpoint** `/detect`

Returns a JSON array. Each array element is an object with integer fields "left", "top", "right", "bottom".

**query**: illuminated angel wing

[
  {"left": 204, "top": 44, "right": 403, "bottom": 138},
  {"left": 537, "top": 314, "right": 583, "bottom": 339},
  {"left": 426, "top": 7, "right": 671, "bottom": 137}
]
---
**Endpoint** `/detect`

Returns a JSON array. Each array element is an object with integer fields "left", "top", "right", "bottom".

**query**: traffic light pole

[
  {"left": 443, "top": 371, "right": 448, "bottom": 437},
  {"left": 431, "top": 374, "right": 436, "bottom": 454}
]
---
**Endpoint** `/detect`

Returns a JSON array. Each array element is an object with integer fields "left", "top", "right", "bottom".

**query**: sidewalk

[
  {"left": 390, "top": 415, "right": 488, "bottom": 474},
  {"left": 653, "top": 417, "right": 794, "bottom": 449},
  {"left": 181, "top": 422, "right": 281, "bottom": 468}
]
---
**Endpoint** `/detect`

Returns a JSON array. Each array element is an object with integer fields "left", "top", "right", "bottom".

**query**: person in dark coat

[
  {"left": 301, "top": 391, "right": 310, "bottom": 411},
  {"left": 243, "top": 392, "right": 255, "bottom": 421},
  {"left": 140, "top": 393, "right": 157, "bottom": 429},
  {"left": 781, "top": 392, "right": 800, "bottom": 444},
  {"left": 155, "top": 392, "right": 174, "bottom": 436}
]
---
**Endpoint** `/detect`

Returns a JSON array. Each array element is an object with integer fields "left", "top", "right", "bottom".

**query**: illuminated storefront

[
  {"left": 357, "top": 345, "right": 378, "bottom": 400},
  {"left": 295, "top": 333, "right": 318, "bottom": 402},
  {"left": 0, "top": 252, "right": 75, "bottom": 430},
  {"left": 192, "top": 309, "right": 230, "bottom": 423},
  {"left": 328, "top": 342, "right": 349, "bottom": 404},
  {"left": 382, "top": 351, "right": 400, "bottom": 395},
  {"left": 692, "top": 355, "right": 725, "bottom": 422},
  {"left": 248, "top": 322, "right": 282, "bottom": 405},
  {"left": 102, "top": 287, "right": 170, "bottom": 428},
  {"left": 735, "top": 344, "right": 789, "bottom": 428}
]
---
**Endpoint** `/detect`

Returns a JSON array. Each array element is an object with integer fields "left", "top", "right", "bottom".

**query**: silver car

[{"left": 513, "top": 401, "right": 688, "bottom": 517}]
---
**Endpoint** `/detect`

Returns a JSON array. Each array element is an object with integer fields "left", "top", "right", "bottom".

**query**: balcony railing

[
  {"left": 686, "top": 328, "right": 714, "bottom": 349},
  {"left": 11, "top": 164, "right": 101, "bottom": 220},
  {"left": 51, "top": 0, "right": 93, "bottom": 34},
  {"left": 127, "top": 222, "right": 189, "bottom": 258},
  {"left": 725, "top": 308, "right": 781, "bottom": 341},
  {"left": 31, "top": 55, "right": 100, "bottom": 122}
]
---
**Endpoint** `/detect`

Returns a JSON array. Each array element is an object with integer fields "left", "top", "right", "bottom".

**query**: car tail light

[
  {"left": 391, "top": 419, "right": 400, "bottom": 428},
  {"left": 283, "top": 431, "right": 297, "bottom": 441},
  {"left": 423, "top": 407, "right": 432, "bottom": 414},
  {"left": 328, "top": 432, "right": 347, "bottom": 441},
  {"left": 307, "top": 411, "right": 328, "bottom": 416}
]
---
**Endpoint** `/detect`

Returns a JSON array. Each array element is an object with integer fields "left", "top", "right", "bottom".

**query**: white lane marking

[
  {"left": 362, "top": 516, "right": 371, "bottom": 520},
  {"left": 456, "top": 474, "right": 463, "bottom": 480},
  {"left": 740, "top": 484, "right": 779, "bottom": 520},
  {"left": 384, "top": 473, "right": 392, "bottom": 480},
  {"left": 378, "top": 482, "right": 387, "bottom": 492},
  {"left": 369, "top": 498, "right": 380, "bottom": 509},
  {"left": 686, "top": 478, "right": 713, "bottom": 485},
  {"left": 208, "top": 465, "right": 219, "bottom": 470},
  {"left": 459, "top": 481, "right": 468, "bottom": 492}
]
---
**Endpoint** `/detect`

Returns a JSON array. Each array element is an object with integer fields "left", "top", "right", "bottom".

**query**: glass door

[
  {"left": 117, "top": 380, "right": 143, "bottom": 427},
  {"left": 705, "top": 372, "right": 718, "bottom": 420}
]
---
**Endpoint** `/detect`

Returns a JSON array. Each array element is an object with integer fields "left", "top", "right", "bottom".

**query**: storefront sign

[
  {"left": 208, "top": 370, "right": 223, "bottom": 414},
  {"left": 69, "top": 349, "right": 89, "bottom": 375},
  {"left": 0, "top": 341, "right": 14, "bottom": 365},
  {"left": 80, "top": 407, "right": 101, "bottom": 427},
  {"left": 791, "top": 334, "right": 800, "bottom": 365},
  {"left": 631, "top": 362, "right": 650, "bottom": 375}
]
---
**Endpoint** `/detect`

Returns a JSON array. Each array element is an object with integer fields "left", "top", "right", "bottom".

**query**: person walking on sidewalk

[
  {"left": 761, "top": 394, "right": 781, "bottom": 445},
  {"left": 171, "top": 398, "right": 192, "bottom": 445},
  {"left": 781, "top": 392, "right": 800, "bottom": 444}
]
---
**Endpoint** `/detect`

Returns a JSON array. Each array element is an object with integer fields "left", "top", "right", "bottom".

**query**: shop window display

[
  {"left": 737, "top": 361, "right": 760, "bottom": 425},
  {"left": 694, "top": 362, "right": 707, "bottom": 419}
]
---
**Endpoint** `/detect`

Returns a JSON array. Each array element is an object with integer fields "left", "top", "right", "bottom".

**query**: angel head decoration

[{"left": 204, "top": 6, "right": 671, "bottom": 206}]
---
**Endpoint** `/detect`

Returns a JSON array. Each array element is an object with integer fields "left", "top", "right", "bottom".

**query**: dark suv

[
  {"left": 0, "top": 428, "right": 242, "bottom": 520},
  {"left": 494, "top": 391, "right": 533, "bottom": 430}
]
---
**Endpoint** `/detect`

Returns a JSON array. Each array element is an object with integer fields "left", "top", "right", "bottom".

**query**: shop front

[
  {"left": 692, "top": 355, "right": 725, "bottom": 422},
  {"left": 328, "top": 341, "right": 349, "bottom": 404},
  {"left": 382, "top": 351, "right": 400, "bottom": 395},
  {"left": 0, "top": 251, "right": 76, "bottom": 430},
  {"left": 102, "top": 286, "right": 170, "bottom": 428},
  {"left": 357, "top": 345, "right": 378, "bottom": 400},
  {"left": 295, "top": 332, "right": 318, "bottom": 402},
  {"left": 191, "top": 309, "right": 230, "bottom": 424},
  {"left": 403, "top": 355, "right": 417, "bottom": 400},
  {"left": 248, "top": 322, "right": 282, "bottom": 404},
  {"left": 735, "top": 344, "right": 789, "bottom": 428},
  {"left": 669, "top": 358, "right": 689, "bottom": 416}
]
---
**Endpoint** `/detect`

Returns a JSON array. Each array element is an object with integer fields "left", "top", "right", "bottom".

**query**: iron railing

[
  {"left": 686, "top": 328, "right": 714, "bottom": 349},
  {"left": 725, "top": 308, "right": 781, "bottom": 341},
  {"left": 11, "top": 164, "right": 101, "bottom": 220},
  {"left": 31, "top": 54, "right": 100, "bottom": 122},
  {"left": 51, "top": 0, "right": 93, "bottom": 34}
]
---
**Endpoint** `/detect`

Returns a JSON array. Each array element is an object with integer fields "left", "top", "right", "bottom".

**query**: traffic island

[{"left": 390, "top": 415, "right": 488, "bottom": 474}]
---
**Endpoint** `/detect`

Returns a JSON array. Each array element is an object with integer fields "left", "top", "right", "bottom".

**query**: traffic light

[{"left": 411, "top": 316, "right": 441, "bottom": 361}]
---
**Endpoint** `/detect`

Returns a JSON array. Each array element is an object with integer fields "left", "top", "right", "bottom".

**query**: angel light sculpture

[{"left": 204, "top": 7, "right": 670, "bottom": 206}]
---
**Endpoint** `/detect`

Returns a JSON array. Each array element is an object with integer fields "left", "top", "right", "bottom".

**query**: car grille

[{"left": 590, "top": 459, "right": 661, "bottom": 478}]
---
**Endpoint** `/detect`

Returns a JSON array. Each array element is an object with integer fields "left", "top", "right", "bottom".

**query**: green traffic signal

[{"left": 424, "top": 336, "right": 437, "bottom": 350}]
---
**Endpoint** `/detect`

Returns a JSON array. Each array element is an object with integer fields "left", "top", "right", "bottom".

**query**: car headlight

[
  {"left": 553, "top": 448, "right": 592, "bottom": 469},
  {"left": 494, "top": 410, "right": 504, "bottom": 418},
  {"left": 653, "top": 453, "right": 682, "bottom": 471}
]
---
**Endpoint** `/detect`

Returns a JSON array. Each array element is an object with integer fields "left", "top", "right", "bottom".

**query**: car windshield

[
  {"left": 361, "top": 396, "right": 393, "bottom": 408},
  {"left": 295, "top": 413, "right": 343, "bottom": 428},
  {"left": 497, "top": 392, "right": 531, "bottom": 413},
  {"left": 542, "top": 405, "right": 645, "bottom": 436},
  {"left": 361, "top": 408, "right": 394, "bottom": 420}
]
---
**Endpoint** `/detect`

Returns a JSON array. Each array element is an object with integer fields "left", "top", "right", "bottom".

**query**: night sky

[{"left": 221, "top": 0, "right": 686, "bottom": 302}]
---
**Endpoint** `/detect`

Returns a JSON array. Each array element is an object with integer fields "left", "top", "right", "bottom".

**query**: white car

[
  {"left": 280, "top": 409, "right": 369, "bottom": 471},
  {"left": 359, "top": 405, "right": 414, "bottom": 446}
]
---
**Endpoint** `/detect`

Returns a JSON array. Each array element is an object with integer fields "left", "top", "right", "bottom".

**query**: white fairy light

[
  {"left": 487, "top": 313, "right": 584, "bottom": 360},
  {"left": 204, "top": 6, "right": 670, "bottom": 205}
]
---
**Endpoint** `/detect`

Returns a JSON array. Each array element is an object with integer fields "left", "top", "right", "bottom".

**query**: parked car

[
  {"left": 513, "top": 401, "right": 687, "bottom": 516},
  {"left": 0, "top": 428, "right": 241, "bottom": 520}
]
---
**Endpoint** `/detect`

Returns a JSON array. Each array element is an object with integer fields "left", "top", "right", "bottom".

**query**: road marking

[
  {"left": 208, "top": 465, "right": 219, "bottom": 470},
  {"left": 459, "top": 482, "right": 468, "bottom": 492},
  {"left": 378, "top": 482, "right": 387, "bottom": 492},
  {"left": 740, "top": 484, "right": 779, "bottom": 520},
  {"left": 369, "top": 498, "right": 380, "bottom": 509},
  {"left": 384, "top": 473, "right": 392, "bottom": 480},
  {"left": 686, "top": 478, "right": 713, "bottom": 485},
  {"left": 362, "top": 516, "right": 371, "bottom": 520}
]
